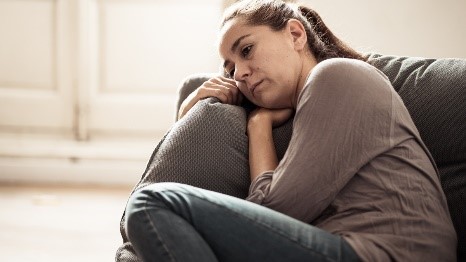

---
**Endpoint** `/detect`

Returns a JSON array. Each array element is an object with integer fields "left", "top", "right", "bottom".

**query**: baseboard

[
  {"left": 0, "top": 157, "right": 147, "bottom": 186},
  {"left": 0, "top": 134, "right": 160, "bottom": 186}
]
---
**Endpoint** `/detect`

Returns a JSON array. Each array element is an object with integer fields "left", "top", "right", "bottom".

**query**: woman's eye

[
  {"left": 241, "top": 45, "right": 252, "bottom": 57},
  {"left": 229, "top": 69, "right": 235, "bottom": 78}
]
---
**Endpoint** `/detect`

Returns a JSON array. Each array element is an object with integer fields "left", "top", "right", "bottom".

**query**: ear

[{"left": 286, "top": 19, "right": 307, "bottom": 51}]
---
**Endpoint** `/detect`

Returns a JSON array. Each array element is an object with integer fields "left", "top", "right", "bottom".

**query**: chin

[
  {"left": 250, "top": 94, "right": 287, "bottom": 109},
  {"left": 262, "top": 99, "right": 288, "bottom": 109}
]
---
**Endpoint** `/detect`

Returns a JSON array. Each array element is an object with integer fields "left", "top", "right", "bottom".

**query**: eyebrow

[{"left": 222, "top": 34, "right": 251, "bottom": 70}]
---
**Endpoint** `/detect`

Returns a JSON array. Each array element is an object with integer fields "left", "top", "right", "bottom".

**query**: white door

[
  {"left": 0, "top": 0, "right": 74, "bottom": 136},
  {"left": 83, "top": 0, "right": 221, "bottom": 140}
]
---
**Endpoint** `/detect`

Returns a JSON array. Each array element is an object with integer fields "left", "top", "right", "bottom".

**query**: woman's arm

[
  {"left": 246, "top": 59, "right": 394, "bottom": 223},
  {"left": 247, "top": 108, "right": 293, "bottom": 181},
  {"left": 178, "top": 76, "right": 242, "bottom": 120}
]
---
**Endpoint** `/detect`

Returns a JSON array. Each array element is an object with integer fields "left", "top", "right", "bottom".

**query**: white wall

[{"left": 303, "top": 0, "right": 466, "bottom": 58}]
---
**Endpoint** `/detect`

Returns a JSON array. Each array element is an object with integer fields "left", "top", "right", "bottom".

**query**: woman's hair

[{"left": 221, "top": 0, "right": 367, "bottom": 62}]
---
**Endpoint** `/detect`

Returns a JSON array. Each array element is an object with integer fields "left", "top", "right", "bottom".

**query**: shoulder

[
  {"left": 307, "top": 58, "right": 390, "bottom": 90},
  {"left": 297, "top": 58, "right": 393, "bottom": 108},
  {"left": 311, "top": 58, "right": 382, "bottom": 79}
]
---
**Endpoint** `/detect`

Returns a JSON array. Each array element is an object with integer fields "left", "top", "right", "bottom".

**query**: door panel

[
  {"left": 0, "top": 0, "right": 73, "bottom": 132},
  {"left": 86, "top": 0, "right": 221, "bottom": 138}
]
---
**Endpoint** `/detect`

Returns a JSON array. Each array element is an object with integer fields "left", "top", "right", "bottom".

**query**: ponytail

[{"left": 298, "top": 5, "right": 367, "bottom": 62}]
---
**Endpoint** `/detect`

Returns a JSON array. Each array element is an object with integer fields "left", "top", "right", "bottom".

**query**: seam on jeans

[
  {"left": 143, "top": 199, "right": 177, "bottom": 262},
  {"left": 165, "top": 189, "right": 337, "bottom": 262}
]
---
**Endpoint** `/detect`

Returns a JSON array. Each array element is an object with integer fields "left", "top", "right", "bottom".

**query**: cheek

[{"left": 237, "top": 84, "right": 249, "bottom": 96}]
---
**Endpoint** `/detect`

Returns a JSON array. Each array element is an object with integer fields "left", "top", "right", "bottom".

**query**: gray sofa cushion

[{"left": 140, "top": 98, "right": 250, "bottom": 198}]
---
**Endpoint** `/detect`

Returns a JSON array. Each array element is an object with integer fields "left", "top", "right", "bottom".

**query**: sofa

[{"left": 116, "top": 54, "right": 466, "bottom": 261}]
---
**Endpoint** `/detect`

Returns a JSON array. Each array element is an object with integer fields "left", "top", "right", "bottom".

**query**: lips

[{"left": 250, "top": 80, "right": 263, "bottom": 95}]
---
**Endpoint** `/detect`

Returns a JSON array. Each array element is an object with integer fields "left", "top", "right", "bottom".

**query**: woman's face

[{"left": 219, "top": 18, "right": 308, "bottom": 109}]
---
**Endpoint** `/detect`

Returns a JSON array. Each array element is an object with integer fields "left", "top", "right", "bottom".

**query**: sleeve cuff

[{"left": 246, "top": 171, "right": 274, "bottom": 204}]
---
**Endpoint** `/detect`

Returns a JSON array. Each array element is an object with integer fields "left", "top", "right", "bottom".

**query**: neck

[{"left": 292, "top": 54, "right": 317, "bottom": 108}]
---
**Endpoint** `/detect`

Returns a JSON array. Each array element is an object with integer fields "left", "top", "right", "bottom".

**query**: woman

[{"left": 125, "top": 0, "right": 457, "bottom": 261}]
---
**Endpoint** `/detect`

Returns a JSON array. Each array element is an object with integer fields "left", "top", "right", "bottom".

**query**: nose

[{"left": 233, "top": 61, "right": 250, "bottom": 82}]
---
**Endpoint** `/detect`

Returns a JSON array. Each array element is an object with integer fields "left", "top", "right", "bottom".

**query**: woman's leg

[{"left": 125, "top": 183, "right": 360, "bottom": 262}]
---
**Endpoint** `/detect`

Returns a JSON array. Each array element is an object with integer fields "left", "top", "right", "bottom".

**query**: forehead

[
  {"left": 218, "top": 18, "right": 273, "bottom": 59},
  {"left": 218, "top": 18, "right": 247, "bottom": 57}
]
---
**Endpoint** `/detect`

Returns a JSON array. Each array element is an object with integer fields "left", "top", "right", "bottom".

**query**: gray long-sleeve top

[{"left": 246, "top": 58, "right": 457, "bottom": 261}]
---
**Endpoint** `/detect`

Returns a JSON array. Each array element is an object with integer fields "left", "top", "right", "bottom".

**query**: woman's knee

[
  {"left": 126, "top": 183, "right": 189, "bottom": 213},
  {"left": 126, "top": 183, "right": 199, "bottom": 223},
  {"left": 125, "top": 183, "right": 183, "bottom": 230}
]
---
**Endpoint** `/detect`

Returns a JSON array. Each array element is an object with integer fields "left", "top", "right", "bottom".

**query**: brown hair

[{"left": 221, "top": 0, "right": 367, "bottom": 62}]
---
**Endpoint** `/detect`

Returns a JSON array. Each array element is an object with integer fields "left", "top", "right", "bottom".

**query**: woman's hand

[
  {"left": 178, "top": 76, "right": 243, "bottom": 120},
  {"left": 247, "top": 107, "right": 294, "bottom": 131}
]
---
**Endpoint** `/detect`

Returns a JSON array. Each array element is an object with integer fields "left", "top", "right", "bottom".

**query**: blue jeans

[{"left": 125, "top": 183, "right": 360, "bottom": 262}]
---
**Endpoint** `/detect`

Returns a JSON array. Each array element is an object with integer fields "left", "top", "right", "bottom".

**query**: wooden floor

[{"left": 0, "top": 183, "right": 133, "bottom": 262}]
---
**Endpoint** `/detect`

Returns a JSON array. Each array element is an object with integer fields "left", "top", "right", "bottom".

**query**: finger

[
  {"left": 206, "top": 78, "right": 240, "bottom": 105},
  {"left": 211, "top": 84, "right": 234, "bottom": 104},
  {"left": 219, "top": 76, "right": 237, "bottom": 85},
  {"left": 227, "top": 86, "right": 238, "bottom": 105},
  {"left": 237, "top": 92, "right": 244, "bottom": 106},
  {"left": 211, "top": 88, "right": 230, "bottom": 104},
  {"left": 226, "top": 84, "right": 242, "bottom": 106},
  {"left": 205, "top": 81, "right": 237, "bottom": 105},
  {"left": 200, "top": 87, "right": 230, "bottom": 104},
  {"left": 211, "top": 77, "right": 238, "bottom": 91}
]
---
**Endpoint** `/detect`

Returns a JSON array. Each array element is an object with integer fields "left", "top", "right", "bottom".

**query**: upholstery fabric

[
  {"left": 139, "top": 98, "right": 250, "bottom": 198},
  {"left": 116, "top": 54, "right": 465, "bottom": 261}
]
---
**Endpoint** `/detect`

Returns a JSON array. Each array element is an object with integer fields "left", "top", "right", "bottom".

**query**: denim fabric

[{"left": 125, "top": 183, "right": 360, "bottom": 262}]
